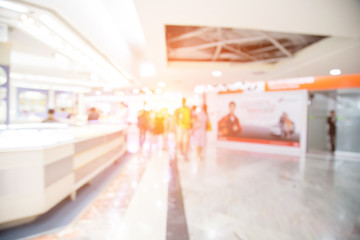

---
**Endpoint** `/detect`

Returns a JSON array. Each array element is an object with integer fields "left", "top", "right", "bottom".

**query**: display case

[{"left": 0, "top": 124, "right": 128, "bottom": 229}]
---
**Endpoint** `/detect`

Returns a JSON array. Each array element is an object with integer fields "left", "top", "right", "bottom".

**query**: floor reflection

[
  {"left": 19, "top": 124, "right": 360, "bottom": 240},
  {"left": 178, "top": 148, "right": 360, "bottom": 240},
  {"left": 30, "top": 153, "right": 148, "bottom": 240}
]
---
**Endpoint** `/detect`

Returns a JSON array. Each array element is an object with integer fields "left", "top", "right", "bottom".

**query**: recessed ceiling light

[
  {"left": 54, "top": 53, "right": 70, "bottom": 65},
  {"left": 194, "top": 85, "right": 205, "bottom": 94},
  {"left": 157, "top": 82, "right": 166, "bottom": 87},
  {"left": 212, "top": 70, "right": 222, "bottom": 77},
  {"left": 90, "top": 73, "right": 99, "bottom": 81},
  {"left": 132, "top": 88, "right": 140, "bottom": 94},
  {"left": 0, "top": 0, "right": 29, "bottom": 13},
  {"left": 103, "top": 86, "right": 112, "bottom": 93},
  {"left": 330, "top": 69, "right": 341, "bottom": 75},
  {"left": 140, "top": 63, "right": 156, "bottom": 78},
  {"left": 20, "top": 14, "right": 28, "bottom": 21}
]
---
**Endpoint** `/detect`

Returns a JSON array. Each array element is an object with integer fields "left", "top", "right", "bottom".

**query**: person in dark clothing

[
  {"left": 218, "top": 101, "right": 242, "bottom": 138},
  {"left": 327, "top": 110, "right": 336, "bottom": 152},
  {"left": 42, "top": 109, "right": 58, "bottom": 123}
]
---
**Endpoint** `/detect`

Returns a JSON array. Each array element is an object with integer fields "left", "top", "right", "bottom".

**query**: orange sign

[
  {"left": 265, "top": 74, "right": 360, "bottom": 91},
  {"left": 219, "top": 136, "right": 300, "bottom": 147}
]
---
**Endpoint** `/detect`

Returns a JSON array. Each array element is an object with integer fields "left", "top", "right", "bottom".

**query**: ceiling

[
  {"left": 165, "top": 25, "right": 326, "bottom": 63},
  {"left": 1, "top": 0, "right": 360, "bottom": 93}
]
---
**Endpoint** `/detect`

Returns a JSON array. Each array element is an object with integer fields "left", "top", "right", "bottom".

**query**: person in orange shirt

[
  {"left": 279, "top": 112, "right": 294, "bottom": 138},
  {"left": 218, "top": 101, "right": 242, "bottom": 138},
  {"left": 137, "top": 102, "right": 149, "bottom": 150}
]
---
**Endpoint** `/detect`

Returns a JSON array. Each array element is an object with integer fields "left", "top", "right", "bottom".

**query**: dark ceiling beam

[{"left": 222, "top": 45, "right": 257, "bottom": 61}]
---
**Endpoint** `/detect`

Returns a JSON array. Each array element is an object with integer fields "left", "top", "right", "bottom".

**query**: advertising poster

[{"left": 217, "top": 91, "right": 305, "bottom": 147}]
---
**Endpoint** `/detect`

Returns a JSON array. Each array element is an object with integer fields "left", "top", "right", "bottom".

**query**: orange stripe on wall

[
  {"left": 265, "top": 74, "right": 360, "bottom": 92},
  {"left": 218, "top": 137, "right": 300, "bottom": 147}
]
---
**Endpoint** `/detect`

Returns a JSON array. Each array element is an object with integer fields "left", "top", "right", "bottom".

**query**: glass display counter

[
  {"left": 0, "top": 123, "right": 126, "bottom": 150},
  {"left": 0, "top": 123, "right": 128, "bottom": 229}
]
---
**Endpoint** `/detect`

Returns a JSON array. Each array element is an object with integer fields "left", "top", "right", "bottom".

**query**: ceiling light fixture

[
  {"left": 140, "top": 63, "right": 156, "bottom": 78},
  {"left": 10, "top": 72, "right": 102, "bottom": 87},
  {"left": 7, "top": 4, "right": 131, "bottom": 88},
  {"left": 90, "top": 73, "right": 99, "bottom": 82},
  {"left": 0, "top": 0, "right": 29, "bottom": 13},
  {"left": 19, "top": 14, "right": 28, "bottom": 21},
  {"left": 329, "top": 69, "right": 341, "bottom": 76},
  {"left": 103, "top": 86, "right": 112, "bottom": 93},
  {"left": 10, "top": 73, "right": 24, "bottom": 80},
  {"left": 194, "top": 85, "right": 205, "bottom": 94},
  {"left": 157, "top": 82, "right": 166, "bottom": 88},
  {"left": 132, "top": 88, "right": 140, "bottom": 94},
  {"left": 54, "top": 53, "right": 70, "bottom": 65},
  {"left": 212, "top": 70, "right": 222, "bottom": 77}
]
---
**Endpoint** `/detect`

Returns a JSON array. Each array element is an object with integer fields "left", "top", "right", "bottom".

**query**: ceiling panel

[{"left": 166, "top": 25, "right": 327, "bottom": 63}]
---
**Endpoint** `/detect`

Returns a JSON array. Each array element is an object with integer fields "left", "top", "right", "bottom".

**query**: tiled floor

[
  {"left": 29, "top": 152, "right": 149, "bottom": 240},
  {"left": 178, "top": 148, "right": 360, "bottom": 240},
  {"left": 2, "top": 126, "right": 360, "bottom": 240}
]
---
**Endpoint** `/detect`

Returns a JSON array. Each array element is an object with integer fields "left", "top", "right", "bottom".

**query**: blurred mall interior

[{"left": 0, "top": 0, "right": 360, "bottom": 239}]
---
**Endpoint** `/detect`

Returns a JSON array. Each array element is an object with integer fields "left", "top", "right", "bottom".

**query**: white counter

[
  {"left": 0, "top": 123, "right": 126, "bottom": 150},
  {"left": 0, "top": 124, "right": 128, "bottom": 229}
]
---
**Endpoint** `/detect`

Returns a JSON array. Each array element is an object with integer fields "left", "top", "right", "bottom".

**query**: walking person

[
  {"left": 174, "top": 98, "right": 191, "bottom": 160},
  {"left": 327, "top": 110, "right": 336, "bottom": 152},
  {"left": 192, "top": 104, "right": 209, "bottom": 160},
  {"left": 137, "top": 102, "right": 149, "bottom": 151},
  {"left": 160, "top": 108, "right": 169, "bottom": 150},
  {"left": 150, "top": 110, "right": 165, "bottom": 151}
]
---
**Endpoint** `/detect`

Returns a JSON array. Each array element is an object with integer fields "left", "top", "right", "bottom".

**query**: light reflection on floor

[
  {"left": 29, "top": 153, "right": 148, "bottom": 240},
  {"left": 178, "top": 147, "right": 360, "bottom": 240}
]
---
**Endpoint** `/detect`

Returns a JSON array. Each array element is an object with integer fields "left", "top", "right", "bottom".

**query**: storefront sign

[
  {"left": 219, "top": 74, "right": 360, "bottom": 94},
  {"left": 265, "top": 74, "right": 360, "bottom": 91}
]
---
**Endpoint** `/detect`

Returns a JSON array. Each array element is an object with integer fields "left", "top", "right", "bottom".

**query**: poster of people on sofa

[{"left": 217, "top": 91, "right": 304, "bottom": 147}]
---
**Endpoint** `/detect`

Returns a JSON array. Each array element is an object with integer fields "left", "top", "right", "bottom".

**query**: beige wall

[{"left": 0, "top": 43, "right": 10, "bottom": 65}]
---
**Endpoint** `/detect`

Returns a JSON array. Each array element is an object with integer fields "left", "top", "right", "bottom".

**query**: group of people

[
  {"left": 137, "top": 103, "right": 169, "bottom": 151},
  {"left": 137, "top": 98, "right": 210, "bottom": 160},
  {"left": 42, "top": 108, "right": 74, "bottom": 123}
]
